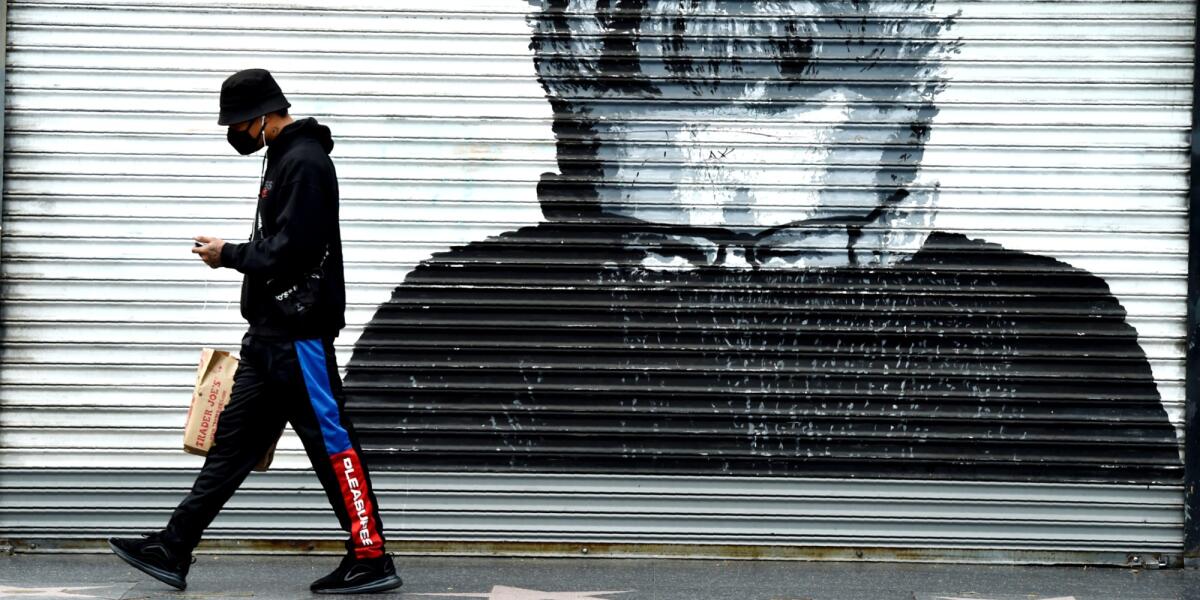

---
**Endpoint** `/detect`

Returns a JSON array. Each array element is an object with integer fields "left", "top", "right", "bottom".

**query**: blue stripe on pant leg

[{"left": 294, "top": 339, "right": 353, "bottom": 456}]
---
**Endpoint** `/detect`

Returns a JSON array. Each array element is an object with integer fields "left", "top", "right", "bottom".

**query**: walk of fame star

[
  {"left": 409, "top": 586, "right": 632, "bottom": 599},
  {"left": 935, "top": 597, "right": 1077, "bottom": 600},
  {"left": 0, "top": 585, "right": 114, "bottom": 598}
]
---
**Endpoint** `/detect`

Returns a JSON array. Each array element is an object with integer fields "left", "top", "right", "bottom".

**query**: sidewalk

[{"left": 1, "top": 552, "right": 1198, "bottom": 600}]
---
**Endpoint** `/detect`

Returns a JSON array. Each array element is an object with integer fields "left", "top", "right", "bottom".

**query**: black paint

[{"left": 345, "top": 225, "right": 1180, "bottom": 483}]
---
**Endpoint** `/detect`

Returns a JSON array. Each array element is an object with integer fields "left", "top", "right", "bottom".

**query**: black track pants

[{"left": 165, "top": 334, "right": 386, "bottom": 558}]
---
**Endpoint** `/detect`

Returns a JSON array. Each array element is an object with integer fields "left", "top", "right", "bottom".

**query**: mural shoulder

[
  {"left": 920, "top": 231, "right": 1116, "bottom": 294},
  {"left": 919, "top": 230, "right": 1140, "bottom": 336},
  {"left": 922, "top": 231, "right": 1148, "bottom": 358}
]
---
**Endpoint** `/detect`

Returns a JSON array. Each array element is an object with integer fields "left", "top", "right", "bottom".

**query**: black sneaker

[
  {"left": 107, "top": 532, "right": 191, "bottom": 590},
  {"left": 310, "top": 553, "right": 403, "bottom": 595}
]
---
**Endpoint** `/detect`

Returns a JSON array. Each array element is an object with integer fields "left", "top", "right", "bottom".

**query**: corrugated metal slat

[{"left": 0, "top": 0, "right": 1193, "bottom": 559}]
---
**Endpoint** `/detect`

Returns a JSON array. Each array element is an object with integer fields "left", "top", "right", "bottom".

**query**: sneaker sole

[
  {"left": 312, "top": 573, "right": 403, "bottom": 595},
  {"left": 107, "top": 539, "right": 187, "bottom": 591}
]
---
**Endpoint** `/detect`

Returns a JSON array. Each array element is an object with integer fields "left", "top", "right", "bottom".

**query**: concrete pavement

[{"left": 1, "top": 552, "right": 1199, "bottom": 600}]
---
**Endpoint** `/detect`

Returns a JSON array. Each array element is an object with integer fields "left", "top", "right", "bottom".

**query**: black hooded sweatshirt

[{"left": 220, "top": 118, "right": 346, "bottom": 339}]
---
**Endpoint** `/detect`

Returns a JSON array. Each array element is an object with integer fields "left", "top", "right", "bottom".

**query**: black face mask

[{"left": 227, "top": 116, "right": 265, "bottom": 155}]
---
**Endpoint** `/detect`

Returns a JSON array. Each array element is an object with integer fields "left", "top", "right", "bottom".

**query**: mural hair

[{"left": 528, "top": 0, "right": 959, "bottom": 100}]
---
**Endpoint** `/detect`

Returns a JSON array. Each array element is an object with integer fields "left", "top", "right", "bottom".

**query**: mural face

[
  {"left": 344, "top": 1, "right": 1182, "bottom": 484},
  {"left": 530, "top": 0, "right": 950, "bottom": 268}
]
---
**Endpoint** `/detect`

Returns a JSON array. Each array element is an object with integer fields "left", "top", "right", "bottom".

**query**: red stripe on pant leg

[{"left": 331, "top": 449, "right": 384, "bottom": 559}]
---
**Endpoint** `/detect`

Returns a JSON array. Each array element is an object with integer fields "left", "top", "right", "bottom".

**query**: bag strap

[
  {"left": 250, "top": 151, "right": 269, "bottom": 241},
  {"left": 313, "top": 244, "right": 331, "bottom": 277}
]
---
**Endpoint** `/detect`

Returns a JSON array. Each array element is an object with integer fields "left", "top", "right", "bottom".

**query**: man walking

[{"left": 108, "top": 69, "right": 402, "bottom": 595}]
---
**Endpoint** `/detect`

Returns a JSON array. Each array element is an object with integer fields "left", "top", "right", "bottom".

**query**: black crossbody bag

[{"left": 265, "top": 244, "right": 329, "bottom": 320}]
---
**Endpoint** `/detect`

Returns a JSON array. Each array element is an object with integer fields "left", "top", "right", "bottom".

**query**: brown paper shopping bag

[{"left": 184, "top": 348, "right": 277, "bottom": 471}]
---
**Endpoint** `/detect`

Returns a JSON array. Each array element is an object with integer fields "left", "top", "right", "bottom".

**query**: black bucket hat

[{"left": 217, "top": 69, "right": 291, "bottom": 126}]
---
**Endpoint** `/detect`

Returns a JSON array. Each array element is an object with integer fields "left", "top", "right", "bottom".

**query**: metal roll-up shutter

[{"left": 0, "top": 0, "right": 1192, "bottom": 564}]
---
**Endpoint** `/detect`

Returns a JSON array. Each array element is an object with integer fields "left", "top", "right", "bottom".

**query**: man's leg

[
  {"left": 288, "top": 338, "right": 400, "bottom": 594},
  {"left": 110, "top": 336, "right": 285, "bottom": 589},
  {"left": 165, "top": 338, "right": 286, "bottom": 551},
  {"left": 288, "top": 338, "right": 386, "bottom": 557}
]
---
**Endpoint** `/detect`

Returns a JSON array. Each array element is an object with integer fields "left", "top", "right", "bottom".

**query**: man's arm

[{"left": 214, "top": 169, "right": 330, "bottom": 275}]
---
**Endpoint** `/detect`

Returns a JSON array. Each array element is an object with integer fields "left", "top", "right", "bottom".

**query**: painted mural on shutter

[
  {"left": 344, "top": 1, "right": 1181, "bottom": 484},
  {"left": 0, "top": 0, "right": 1193, "bottom": 559}
]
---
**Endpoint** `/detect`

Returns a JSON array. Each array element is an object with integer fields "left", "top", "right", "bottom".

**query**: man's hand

[{"left": 192, "top": 236, "right": 225, "bottom": 269}]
